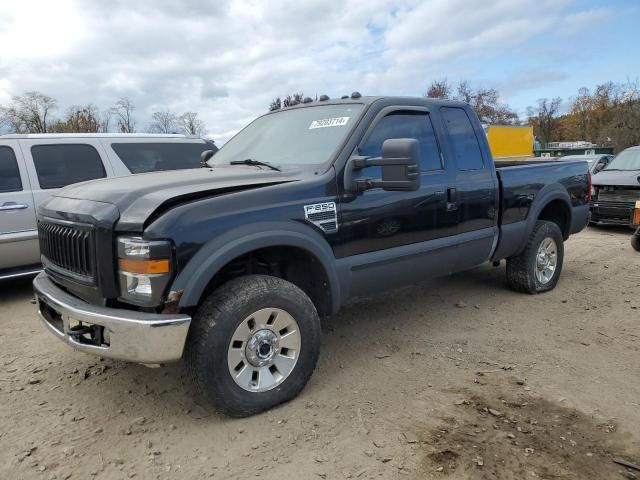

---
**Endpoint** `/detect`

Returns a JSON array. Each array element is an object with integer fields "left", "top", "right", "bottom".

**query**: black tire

[
  {"left": 631, "top": 229, "right": 640, "bottom": 252},
  {"left": 185, "top": 275, "right": 321, "bottom": 417},
  {"left": 506, "top": 220, "right": 564, "bottom": 294}
]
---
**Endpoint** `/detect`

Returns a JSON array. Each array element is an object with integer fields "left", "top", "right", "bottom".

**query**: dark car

[{"left": 591, "top": 146, "right": 640, "bottom": 226}]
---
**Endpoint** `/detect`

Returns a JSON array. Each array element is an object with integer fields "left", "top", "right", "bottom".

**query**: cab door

[
  {"left": 438, "top": 106, "right": 499, "bottom": 269},
  {"left": 0, "top": 141, "right": 39, "bottom": 271},
  {"left": 336, "top": 107, "right": 458, "bottom": 297}
]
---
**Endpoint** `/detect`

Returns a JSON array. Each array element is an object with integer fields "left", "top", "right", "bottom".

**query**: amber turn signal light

[{"left": 118, "top": 258, "right": 170, "bottom": 275}]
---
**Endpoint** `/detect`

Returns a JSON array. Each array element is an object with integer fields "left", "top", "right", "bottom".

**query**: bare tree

[
  {"left": 2, "top": 91, "right": 57, "bottom": 133},
  {"left": 269, "top": 98, "right": 282, "bottom": 111},
  {"left": 282, "top": 92, "right": 304, "bottom": 108},
  {"left": 424, "top": 80, "right": 518, "bottom": 124},
  {"left": 604, "top": 78, "right": 640, "bottom": 150},
  {"left": 50, "top": 104, "right": 101, "bottom": 133},
  {"left": 425, "top": 79, "right": 451, "bottom": 99},
  {"left": 99, "top": 110, "right": 112, "bottom": 133},
  {"left": 179, "top": 111, "right": 206, "bottom": 136},
  {"left": 110, "top": 97, "right": 136, "bottom": 133},
  {"left": 527, "top": 97, "right": 562, "bottom": 147},
  {"left": 0, "top": 107, "right": 9, "bottom": 132},
  {"left": 148, "top": 110, "right": 178, "bottom": 134}
]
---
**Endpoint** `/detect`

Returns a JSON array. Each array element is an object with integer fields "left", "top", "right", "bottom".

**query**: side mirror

[
  {"left": 200, "top": 149, "right": 216, "bottom": 166},
  {"left": 345, "top": 138, "right": 421, "bottom": 193}
]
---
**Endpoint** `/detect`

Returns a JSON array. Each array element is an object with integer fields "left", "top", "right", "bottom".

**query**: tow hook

[{"left": 68, "top": 324, "right": 104, "bottom": 346}]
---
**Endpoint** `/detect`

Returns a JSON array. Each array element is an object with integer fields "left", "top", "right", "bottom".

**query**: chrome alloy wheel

[
  {"left": 535, "top": 237, "right": 557, "bottom": 285},
  {"left": 227, "top": 308, "right": 301, "bottom": 392}
]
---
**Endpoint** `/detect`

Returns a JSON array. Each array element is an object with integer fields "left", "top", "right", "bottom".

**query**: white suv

[{"left": 0, "top": 134, "right": 215, "bottom": 280}]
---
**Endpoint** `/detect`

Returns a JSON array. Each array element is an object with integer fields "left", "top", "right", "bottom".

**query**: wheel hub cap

[
  {"left": 535, "top": 237, "right": 557, "bottom": 285},
  {"left": 227, "top": 308, "right": 301, "bottom": 392},
  {"left": 245, "top": 329, "right": 279, "bottom": 367}
]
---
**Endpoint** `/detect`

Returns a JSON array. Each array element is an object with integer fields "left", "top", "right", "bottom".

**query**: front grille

[
  {"left": 594, "top": 200, "right": 635, "bottom": 209},
  {"left": 597, "top": 187, "right": 640, "bottom": 203},
  {"left": 38, "top": 221, "right": 96, "bottom": 281}
]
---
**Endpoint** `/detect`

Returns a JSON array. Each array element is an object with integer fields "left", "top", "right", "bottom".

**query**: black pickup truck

[{"left": 33, "top": 95, "right": 590, "bottom": 416}]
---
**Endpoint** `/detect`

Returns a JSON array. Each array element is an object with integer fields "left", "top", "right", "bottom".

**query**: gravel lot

[{"left": 1, "top": 226, "right": 639, "bottom": 480}]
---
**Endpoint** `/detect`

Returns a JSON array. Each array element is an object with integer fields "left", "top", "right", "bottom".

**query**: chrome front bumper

[{"left": 33, "top": 272, "right": 191, "bottom": 363}]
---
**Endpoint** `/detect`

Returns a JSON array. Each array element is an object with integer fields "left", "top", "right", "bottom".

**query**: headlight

[{"left": 117, "top": 237, "right": 173, "bottom": 306}]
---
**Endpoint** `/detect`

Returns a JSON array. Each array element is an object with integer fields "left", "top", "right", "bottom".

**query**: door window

[
  {"left": 0, "top": 146, "right": 22, "bottom": 193},
  {"left": 359, "top": 111, "right": 442, "bottom": 174},
  {"left": 111, "top": 142, "right": 214, "bottom": 173},
  {"left": 31, "top": 144, "right": 106, "bottom": 189},
  {"left": 440, "top": 107, "right": 484, "bottom": 171}
]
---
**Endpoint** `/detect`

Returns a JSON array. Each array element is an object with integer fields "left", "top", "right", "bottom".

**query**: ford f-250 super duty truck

[{"left": 33, "top": 95, "right": 590, "bottom": 417}]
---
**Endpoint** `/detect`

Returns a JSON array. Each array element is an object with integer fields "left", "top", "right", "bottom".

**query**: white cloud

[{"left": 0, "top": 0, "right": 614, "bottom": 142}]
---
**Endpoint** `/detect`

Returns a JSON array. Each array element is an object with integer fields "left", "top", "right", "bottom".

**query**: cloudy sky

[{"left": 0, "top": 0, "right": 637, "bottom": 143}]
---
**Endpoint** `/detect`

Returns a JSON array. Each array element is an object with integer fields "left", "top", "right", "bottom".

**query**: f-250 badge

[{"left": 304, "top": 202, "right": 338, "bottom": 234}]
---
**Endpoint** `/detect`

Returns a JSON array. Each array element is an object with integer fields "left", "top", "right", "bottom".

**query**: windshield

[
  {"left": 604, "top": 149, "right": 640, "bottom": 171},
  {"left": 210, "top": 104, "right": 364, "bottom": 168}
]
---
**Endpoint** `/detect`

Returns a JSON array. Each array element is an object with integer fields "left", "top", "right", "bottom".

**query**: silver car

[
  {"left": 560, "top": 154, "right": 614, "bottom": 175},
  {"left": 0, "top": 134, "right": 215, "bottom": 280}
]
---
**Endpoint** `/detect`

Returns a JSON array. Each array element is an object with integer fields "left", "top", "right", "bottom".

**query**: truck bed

[
  {"left": 495, "top": 159, "right": 589, "bottom": 224},
  {"left": 491, "top": 159, "right": 591, "bottom": 261}
]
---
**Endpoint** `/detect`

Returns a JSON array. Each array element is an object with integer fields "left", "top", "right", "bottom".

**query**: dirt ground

[{"left": 1, "top": 226, "right": 639, "bottom": 480}]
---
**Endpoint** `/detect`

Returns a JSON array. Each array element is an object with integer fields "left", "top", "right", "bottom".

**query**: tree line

[
  {"left": 0, "top": 92, "right": 208, "bottom": 137},
  {"left": 270, "top": 78, "right": 640, "bottom": 152}
]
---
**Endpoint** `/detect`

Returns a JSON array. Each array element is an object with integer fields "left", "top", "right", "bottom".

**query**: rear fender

[
  {"left": 494, "top": 184, "right": 571, "bottom": 261},
  {"left": 526, "top": 184, "right": 572, "bottom": 239}
]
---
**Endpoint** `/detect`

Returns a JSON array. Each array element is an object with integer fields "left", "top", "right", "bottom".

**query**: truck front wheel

[
  {"left": 185, "top": 275, "right": 321, "bottom": 417},
  {"left": 506, "top": 220, "right": 564, "bottom": 294}
]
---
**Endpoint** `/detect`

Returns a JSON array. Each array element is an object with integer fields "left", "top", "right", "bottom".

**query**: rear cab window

[
  {"left": 110, "top": 142, "right": 212, "bottom": 174},
  {"left": 440, "top": 107, "right": 484, "bottom": 171},
  {"left": 0, "top": 146, "right": 22, "bottom": 193},
  {"left": 31, "top": 144, "right": 106, "bottom": 189}
]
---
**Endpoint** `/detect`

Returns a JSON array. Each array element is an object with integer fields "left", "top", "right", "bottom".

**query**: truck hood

[
  {"left": 592, "top": 169, "right": 640, "bottom": 187},
  {"left": 51, "top": 167, "right": 296, "bottom": 231}
]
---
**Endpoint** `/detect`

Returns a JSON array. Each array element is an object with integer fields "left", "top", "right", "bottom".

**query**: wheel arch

[
  {"left": 173, "top": 221, "right": 341, "bottom": 315},
  {"left": 527, "top": 184, "right": 573, "bottom": 240},
  {"left": 495, "top": 185, "right": 573, "bottom": 261}
]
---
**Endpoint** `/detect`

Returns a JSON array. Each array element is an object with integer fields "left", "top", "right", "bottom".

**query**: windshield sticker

[{"left": 309, "top": 117, "right": 350, "bottom": 129}]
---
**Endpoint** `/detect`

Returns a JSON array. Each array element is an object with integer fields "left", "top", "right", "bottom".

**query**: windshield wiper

[{"left": 229, "top": 159, "right": 281, "bottom": 172}]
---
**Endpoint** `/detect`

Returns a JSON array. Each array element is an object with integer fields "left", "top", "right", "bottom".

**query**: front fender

[{"left": 172, "top": 221, "right": 341, "bottom": 313}]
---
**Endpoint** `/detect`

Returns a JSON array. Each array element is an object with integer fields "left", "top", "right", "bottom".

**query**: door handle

[
  {"left": 0, "top": 202, "right": 29, "bottom": 211},
  {"left": 446, "top": 188, "right": 458, "bottom": 211}
]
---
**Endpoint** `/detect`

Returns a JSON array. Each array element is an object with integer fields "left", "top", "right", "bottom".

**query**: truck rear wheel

[
  {"left": 506, "top": 220, "right": 564, "bottom": 294},
  {"left": 185, "top": 275, "right": 321, "bottom": 417}
]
